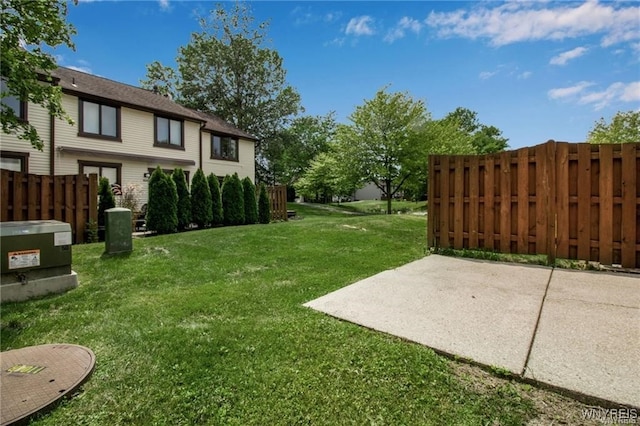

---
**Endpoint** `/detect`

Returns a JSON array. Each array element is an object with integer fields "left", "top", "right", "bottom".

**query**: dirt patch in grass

[{"left": 451, "top": 362, "right": 603, "bottom": 425}]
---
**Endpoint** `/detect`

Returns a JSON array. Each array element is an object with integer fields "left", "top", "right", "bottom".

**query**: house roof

[{"left": 51, "top": 67, "right": 258, "bottom": 141}]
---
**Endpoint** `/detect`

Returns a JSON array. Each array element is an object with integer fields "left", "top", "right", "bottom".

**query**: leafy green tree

[
  {"left": 190, "top": 168, "right": 212, "bottom": 228},
  {"left": 147, "top": 167, "right": 178, "bottom": 234},
  {"left": 161, "top": 3, "right": 301, "bottom": 180},
  {"left": 587, "top": 110, "right": 640, "bottom": 144},
  {"left": 222, "top": 173, "right": 245, "bottom": 226},
  {"left": 443, "top": 107, "right": 509, "bottom": 154},
  {"left": 264, "top": 112, "right": 337, "bottom": 187},
  {"left": 139, "top": 60, "right": 177, "bottom": 99},
  {"left": 257, "top": 183, "right": 271, "bottom": 224},
  {"left": 295, "top": 150, "right": 359, "bottom": 203},
  {"left": 172, "top": 168, "right": 191, "bottom": 230},
  {"left": 335, "top": 87, "right": 428, "bottom": 214},
  {"left": 207, "top": 173, "right": 224, "bottom": 226},
  {"left": 97, "top": 177, "right": 116, "bottom": 227},
  {"left": 242, "top": 177, "right": 258, "bottom": 224},
  {"left": 1, "top": 0, "right": 76, "bottom": 150}
]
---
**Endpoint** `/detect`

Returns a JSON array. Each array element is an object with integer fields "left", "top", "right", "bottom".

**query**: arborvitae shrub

[
  {"left": 242, "top": 177, "right": 258, "bottom": 225},
  {"left": 222, "top": 173, "right": 244, "bottom": 226},
  {"left": 98, "top": 177, "right": 116, "bottom": 227},
  {"left": 146, "top": 166, "right": 178, "bottom": 234},
  {"left": 258, "top": 183, "right": 271, "bottom": 224},
  {"left": 190, "top": 168, "right": 212, "bottom": 228},
  {"left": 172, "top": 168, "right": 192, "bottom": 230},
  {"left": 207, "top": 173, "right": 224, "bottom": 226}
]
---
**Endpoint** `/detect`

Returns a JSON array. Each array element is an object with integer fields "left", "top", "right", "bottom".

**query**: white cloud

[
  {"left": 549, "top": 81, "right": 640, "bottom": 110},
  {"left": 345, "top": 16, "right": 375, "bottom": 36},
  {"left": 550, "top": 46, "right": 588, "bottom": 66},
  {"left": 548, "top": 81, "right": 595, "bottom": 99},
  {"left": 384, "top": 17, "right": 423, "bottom": 43},
  {"left": 324, "top": 37, "right": 345, "bottom": 48},
  {"left": 66, "top": 65, "right": 93, "bottom": 74},
  {"left": 158, "top": 0, "right": 170, "bottom": 12},
  {"left": 518, "top": 71, "right": 532, "bottom": 80},
  {"left": 425, "top": 1, "right": 640, "bottom": 48},
  {"left": 479, "top": 71, "right": 497, "bottom": 80}
]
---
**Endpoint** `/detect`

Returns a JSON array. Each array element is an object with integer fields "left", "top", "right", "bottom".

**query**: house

[{"left": 0, "top": 66, "right": 257, "bottom": 209}]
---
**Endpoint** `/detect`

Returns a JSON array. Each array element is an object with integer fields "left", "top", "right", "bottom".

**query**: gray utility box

[
  {"left": 105, "top": 208, "right": 132, "bottom": 254},
  {"left": 1, "top": 220, "right": 77, "bottom": 302}
]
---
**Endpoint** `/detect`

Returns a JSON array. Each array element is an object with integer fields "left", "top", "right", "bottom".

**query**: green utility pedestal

[{"left": 105, "top": 208, "right": 132, "bottom": 254}]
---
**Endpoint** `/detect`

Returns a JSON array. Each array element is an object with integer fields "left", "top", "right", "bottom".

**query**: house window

[
  {"left": 79, "top": 100, "right": 120, "bottom": 140},
  {"left": 0, "top": 151, "right": 29, "bottom": 172},
  {"left": 211, "top": 135, "right": 238, "bottom": 161},
  {"left": 79, "top": 161, "right": 121, "bottom": 185},
  {"left": 155, "top": 116, "right": 183, "bottom": 148},
  {"left": 1, "top": 78, "right": 27, "bottom": 120}
]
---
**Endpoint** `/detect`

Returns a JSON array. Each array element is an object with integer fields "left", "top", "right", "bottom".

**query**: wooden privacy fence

[
  {"left": 427, "top": 141, "right": 640, "bottom": 268},
  {"left": 1, "top": 170, "right": 98, "bottom": 244},
  {"left": 267, "top": 185, "right": 288, "bottom": 221}
]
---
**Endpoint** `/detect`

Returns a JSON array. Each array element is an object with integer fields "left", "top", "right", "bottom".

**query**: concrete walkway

[{"left": 304, "top": 255, "right": 640, "bottom": 408}]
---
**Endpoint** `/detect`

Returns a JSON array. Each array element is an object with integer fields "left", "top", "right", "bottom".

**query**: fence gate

[{"left": 427, "top": 141, "right": 640, "bottom": 269}]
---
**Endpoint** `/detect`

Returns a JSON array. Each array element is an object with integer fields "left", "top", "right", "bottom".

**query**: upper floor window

[
  {"left": 1, "top": 78, "right": 27, "bottom": 120},
  {"left": 211, "top": 135, "right": 238, "bottom": 161},
  {"left": 155, "top": 116, "right": 183, "bottom": 148},
  {"left": 79, "top": 100, "right": 120, "bottom": 140}
]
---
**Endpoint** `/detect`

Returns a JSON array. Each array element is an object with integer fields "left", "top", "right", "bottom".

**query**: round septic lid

[{"left": 1, "top": 344, "right": 95, "bottom": 425}]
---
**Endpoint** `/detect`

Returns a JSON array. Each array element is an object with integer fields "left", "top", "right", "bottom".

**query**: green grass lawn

[
  {"left": 330, "top": 200, "right": 427, "bottom": 215},
  {"left": 1, "top": 209, "right": 538, "bottom": 425}
]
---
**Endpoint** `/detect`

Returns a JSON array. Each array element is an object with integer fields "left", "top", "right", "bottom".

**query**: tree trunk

[{"left": 385, "top": 179, "right": 392, "bottom": 214}]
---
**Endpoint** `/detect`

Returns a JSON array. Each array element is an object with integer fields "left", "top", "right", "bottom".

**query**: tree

[
  {"left": 171, "top": 3, "right": 301, "bottom": 180},
  {"left": 172, "top": 168, "right": 191, "bottom": 230},
  {"left": 222, "top": 173, "right": 245, "bottom": 226},
  {"left": 1, "top": 0, "right": 76, "bottom": 150},
  {"left": 207, "top": 173, "right": 224, "bottom": 226},
  {"left": 139, "top": 61, "right": 177, "bottom": 99},
  {"left": 443, "top": 107, "right": 508, "bottom": 154},
  {"left": 190, "top": 168, "right": 212, "bottom": 228},
  {"left": 587, "top": 110, "right": 640, "bottom": 144},
  {"left": 257, "top": 183, "right": 271, "bottom": 224},
  {"left": 335, "top": 87, "right": 428, "bottom": 214},
  {"left": 97, "top": 177, "right": 116, "bottom": 227},
  {"left": 146, "top": 167, "right": 178, "bottom": 234},
  {"left": 242, "top": 177, "right": 258, "bottom": 224},
  {"left": 263, "top": 112, "right": 337, "bottom": 187},
  {"left": 295, "top": 150, "right": 359, "bottom": 203}
]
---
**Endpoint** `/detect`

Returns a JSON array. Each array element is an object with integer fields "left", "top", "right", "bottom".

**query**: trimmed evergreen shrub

[
  {"left": 146, "top": 166, "right": 178, "bottom": 234},
  {"left": 258, "top": 183, "right": 271, "bottom": 224},
  {"left": 172, "top": 168, "right": 192, "bottom": 230},
  {"left": 98, "top": 176, "right": 116, "bottom": 227},
  {"left": 190, "top": 168, "right": 212, "bottom": 228},
  {"left": 207, "top": 173, "right": 224, "bottom": 227},
  {"left": 242, "top": 177, "right": 258, "bottom": 225},
  {"left": 222, "top": 173, "right": 244, "bottom": 226}
]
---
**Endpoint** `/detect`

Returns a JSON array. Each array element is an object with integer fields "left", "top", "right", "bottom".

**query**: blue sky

[{"left": 52, "top": 1, "right": 639, "bottom": 149}]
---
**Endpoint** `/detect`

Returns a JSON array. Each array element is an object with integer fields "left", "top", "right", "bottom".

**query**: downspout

[
  {"left": 199, "top": 121, "right": 205, "bottom": 170},
  {"left": 49, "top": 114, "right": 55, "bottom": 174}
]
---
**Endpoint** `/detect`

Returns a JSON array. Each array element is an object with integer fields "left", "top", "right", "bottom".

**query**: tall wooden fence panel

[
  {"left": 267, "top": 185, "right": 288, "bottom": 221},
  {"left": 1, "top": 170, "right": 98, "bottom": 244},
  {"left": 427, "top": 141, "right": 640, "bottom": 268}
]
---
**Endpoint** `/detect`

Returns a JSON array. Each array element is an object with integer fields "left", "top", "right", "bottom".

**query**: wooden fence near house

[
  {"left": 1, "top": 170, "right": 98, "bottom": 244},
  {"left": 267, "top": 185, "right": 288, "bottom": 221},
  {"left": 427, "top": 140, "right": 640, "bottom": 269}
]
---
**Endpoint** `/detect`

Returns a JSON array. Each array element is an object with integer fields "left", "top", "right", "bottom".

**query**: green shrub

[
  {"left": 207, "top": 173, "right": 224, "bottom": 227},
  {"left": 146, "top": 167, "right": 178, "bottom": 234},
  {"left": 190, "top": 169, "right": 212, "bottom": 228},
  {"left": 242, "top": 177, "right": 258, "bottom": 225},
  {"left": 172, "top": 168, "right": 192, "bottom": 230},
  {"left": 258, "top": 183, "right": 271, "bottom": 224},
  {"left": 98, "top": 177, "right": 116, "bottom": 227},
  {"left": 222, "top": 173, "right": 244, "bottom": 226}
]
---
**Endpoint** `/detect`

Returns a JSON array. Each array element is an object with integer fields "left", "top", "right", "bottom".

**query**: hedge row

[{"left": 146, "top": 168, "right": 271, "bottom": 234}]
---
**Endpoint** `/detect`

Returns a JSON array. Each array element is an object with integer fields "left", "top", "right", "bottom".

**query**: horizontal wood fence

[
  {"left": 1, "top": 170, "right": 98, "bottom": 244},
  {"left": 427, "top": 141, "right": 640, "bottom": 268},
  {"left": 267, "top": 185, "right": 288, "bottom": 221}
]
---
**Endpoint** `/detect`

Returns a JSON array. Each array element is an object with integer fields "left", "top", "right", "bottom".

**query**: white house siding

[{"left": 0, "top": 100, "right": 51, "bottom": 174}]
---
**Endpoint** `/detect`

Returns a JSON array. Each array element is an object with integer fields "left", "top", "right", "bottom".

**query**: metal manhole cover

[{"left": 1, "top": 344, "right": 95, "bottom": 425}]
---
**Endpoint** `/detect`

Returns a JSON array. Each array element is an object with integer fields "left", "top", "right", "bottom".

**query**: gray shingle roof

[{"left": 51, "top": 67, "right": 257, "bottom": 141}]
